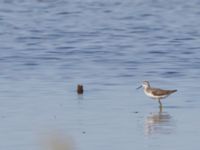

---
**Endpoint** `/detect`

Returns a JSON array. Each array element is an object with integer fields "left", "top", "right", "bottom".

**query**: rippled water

[{"left": 1, "top": 0, "right": 200, "bottom": 150}]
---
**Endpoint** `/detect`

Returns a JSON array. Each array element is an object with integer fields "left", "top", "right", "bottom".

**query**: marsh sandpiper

[{"left": 137, "top": 81, "right": 177, "bottom": 106}]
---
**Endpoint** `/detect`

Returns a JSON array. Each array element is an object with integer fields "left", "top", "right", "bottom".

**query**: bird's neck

[{"left": 144, "top": 86, "right": 150, "bottom": 92}]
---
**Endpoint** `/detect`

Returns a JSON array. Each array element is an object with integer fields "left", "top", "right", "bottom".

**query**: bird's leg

[
  {"left": 158, "top": 99, "right": 162, "bottom": 108},
  {"left": 159, "top": 103, "right": 163, "bottom": 112}
]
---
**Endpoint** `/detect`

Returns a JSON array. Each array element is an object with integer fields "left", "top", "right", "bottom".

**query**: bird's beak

[{"left": 136, "top": 85, "right": 142, "bottom": 90}]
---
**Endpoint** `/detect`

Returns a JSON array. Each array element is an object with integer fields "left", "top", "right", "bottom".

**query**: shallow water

[{"left": 0, "top": 0, "right": 200, "bottom": 150}]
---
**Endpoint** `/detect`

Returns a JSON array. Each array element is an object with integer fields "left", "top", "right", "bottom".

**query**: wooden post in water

[{"left": 77, "top": 84, "right": 84, "bottom": 94}]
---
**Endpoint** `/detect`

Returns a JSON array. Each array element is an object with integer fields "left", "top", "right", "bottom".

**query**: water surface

[{"left": 0, "top": 0, "right": 200, "bottom": 150}]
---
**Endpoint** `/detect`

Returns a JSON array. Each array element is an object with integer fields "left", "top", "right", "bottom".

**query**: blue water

[{"left": 0, "top": 0, "right": 200, "bottom": 150}]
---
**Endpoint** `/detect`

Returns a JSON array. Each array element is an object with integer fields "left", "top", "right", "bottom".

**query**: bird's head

[{"left": 137, "top": 80, "right": 150, "bottom": 89}]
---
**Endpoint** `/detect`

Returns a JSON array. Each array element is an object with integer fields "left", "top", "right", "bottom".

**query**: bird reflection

[{"left": 144, "top": 107, "right": 175, "bottom": 135}]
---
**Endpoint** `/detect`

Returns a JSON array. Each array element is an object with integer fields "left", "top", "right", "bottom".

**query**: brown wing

[{"left": 151, "top": 88, "right": 177, "bottom": 96}]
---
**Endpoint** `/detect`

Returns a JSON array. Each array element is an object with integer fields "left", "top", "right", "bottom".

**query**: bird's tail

[{"left": 170, "top": 89, "right": 177, "bottom": 94}]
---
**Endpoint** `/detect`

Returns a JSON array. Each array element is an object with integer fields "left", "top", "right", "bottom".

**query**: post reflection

[{"left": 144, "top": 107, "right": 175, "bottom": 136}]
